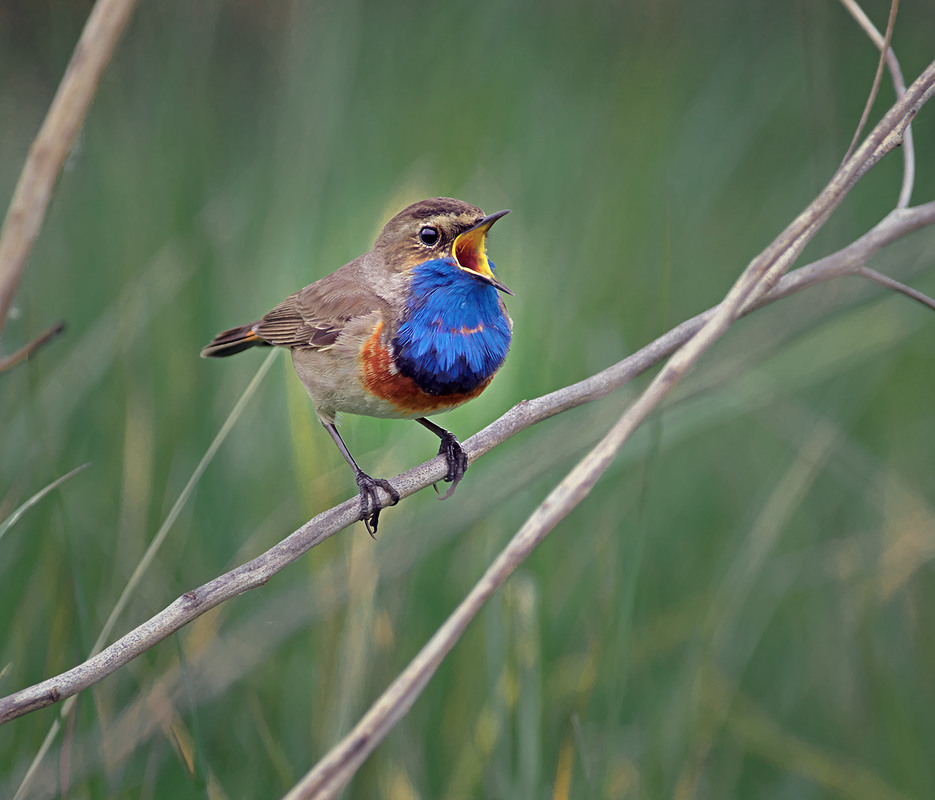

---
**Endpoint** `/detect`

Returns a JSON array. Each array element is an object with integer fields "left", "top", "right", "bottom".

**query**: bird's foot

[
  {"left": 433, "top": 431, "right": 468, "bottom": 500},
  {"left": 354, "top": 470, "right": 400, "bottom": 537}
]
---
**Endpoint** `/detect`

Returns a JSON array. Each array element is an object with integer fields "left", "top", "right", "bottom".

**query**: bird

[{"left": 201, "top": 197, "right": 513, "bottom": 535}]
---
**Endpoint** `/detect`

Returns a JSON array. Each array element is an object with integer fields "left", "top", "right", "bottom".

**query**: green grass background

[{"left": 2, "top": 1, "right": 935, "bottom": 797}]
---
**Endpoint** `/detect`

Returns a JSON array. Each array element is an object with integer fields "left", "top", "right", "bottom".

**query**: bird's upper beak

[{"left": 452, "top": 210, "right": 513, "bottom": 295}]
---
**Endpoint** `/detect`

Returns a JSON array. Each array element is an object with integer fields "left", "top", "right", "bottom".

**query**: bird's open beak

[{"left": 452, "top": 210, "right": 513, "bottom": 295}]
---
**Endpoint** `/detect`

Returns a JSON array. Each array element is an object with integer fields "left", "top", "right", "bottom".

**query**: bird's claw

[
  {"left": 354, "top": 471, "right": 400, "bottom": 537},
  {"left": 432, "top": 432, "right": 468, "bottom": 500}
]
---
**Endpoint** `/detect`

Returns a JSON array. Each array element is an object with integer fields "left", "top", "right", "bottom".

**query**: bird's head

[{"left": 374, "top": 197, "right": 512, "bottom": 295}]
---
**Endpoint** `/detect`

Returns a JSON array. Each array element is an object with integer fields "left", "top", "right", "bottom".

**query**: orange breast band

[{"left": 360, "top": 322, "right": 491, "bottom": 415}]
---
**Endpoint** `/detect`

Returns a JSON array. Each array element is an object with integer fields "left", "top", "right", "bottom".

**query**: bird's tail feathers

[{"left": 200, "top": 323, "right": 270, "bottom": 358}]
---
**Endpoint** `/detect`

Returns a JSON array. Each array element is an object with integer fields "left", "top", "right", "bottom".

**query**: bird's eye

[{"left": 418, "top": 226, "right": 440, "bottom": 247}]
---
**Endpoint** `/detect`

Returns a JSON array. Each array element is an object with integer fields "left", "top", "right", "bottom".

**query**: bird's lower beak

[{"left": 452, "top": 209, "right": 513, "bottom": 295}]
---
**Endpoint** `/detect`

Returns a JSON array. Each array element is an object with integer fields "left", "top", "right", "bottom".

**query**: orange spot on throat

[{"left": 429, "top": 317, "right": 485, "bottom": 336}]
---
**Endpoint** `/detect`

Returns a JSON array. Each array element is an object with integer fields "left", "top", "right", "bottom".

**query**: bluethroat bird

[{"left": 201, "top": 198, "right": 512, "bottom": 535}]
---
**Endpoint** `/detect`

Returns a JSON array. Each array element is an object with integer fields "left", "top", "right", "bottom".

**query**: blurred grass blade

[
  {"left": 92, "top": 348, "right": 279, "bottom": 657},
  {"left": 0, "top": 462, "right": 90, "bottom": 544}
]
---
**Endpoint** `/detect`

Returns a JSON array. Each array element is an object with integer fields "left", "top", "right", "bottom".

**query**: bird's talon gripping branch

[
  {"left": 437, "top": 432, "right": 468, "bottom": 500},
  {"left": 416, "top": 417, "right": 469, "bottom": 500},
  {"left": 355, "top": 471, "right": 399, "bottom": 537}
]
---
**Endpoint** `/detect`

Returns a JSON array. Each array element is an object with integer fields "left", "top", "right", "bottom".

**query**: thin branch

[
  {"left": 766, "top": 203, "right": 935, "bottom": 300},
  {"left": 0, "top": 320, "right": 65, "bottom": 373},
  {"left": 839, "top": 0, "right": 908, "bottom": 93},
  {"left": 856, "top": 266, "right": 935, "bottom": 311},
  {"left": 0, "top": 0, "right": 137, "bottom": 341},
  {"left": 839, "top": 0, "right": 915, "bottom": 206},
  {"left": 840, "top": 0, "right": 900, "bottom": 164}
]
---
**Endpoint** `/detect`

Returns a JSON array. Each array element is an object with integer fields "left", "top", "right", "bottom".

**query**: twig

[
  {"left": 856, "top": 266, "right": 935, "bottom": 311},
  {"left": 0, "top": 0, "right": 137, "bottom": 341},
  {"left": 840, "top": 0, "right": 900, "bottom": 165},
  {"left": 0, "top": 320, "right": 65, "bottom": 373},
  {"left": 839, "top": 0, "right": 915, "bottom": 207}
]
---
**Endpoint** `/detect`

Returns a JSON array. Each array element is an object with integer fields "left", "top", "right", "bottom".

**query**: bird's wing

[{"left": 254, "top": 263, "right": 390, "bottom": 350}]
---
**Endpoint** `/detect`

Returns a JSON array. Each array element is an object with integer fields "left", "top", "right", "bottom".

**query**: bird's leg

[
  {"left": 324, "top": 421, "right": 399, "bottom": 537},
  {"left": 415, "top": 417, "right": 468, "bottom": 500}
]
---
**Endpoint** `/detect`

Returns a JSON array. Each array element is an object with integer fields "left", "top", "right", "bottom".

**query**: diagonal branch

[{"left": 856, "top": 266, "right": 935, "bottom": 311}]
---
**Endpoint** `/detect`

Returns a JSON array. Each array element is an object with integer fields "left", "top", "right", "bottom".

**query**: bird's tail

[{"left": 200, "top": 323, "right": 271, "bottom": 358}]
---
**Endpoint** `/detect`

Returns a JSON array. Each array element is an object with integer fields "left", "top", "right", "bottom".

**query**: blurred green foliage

[{"left": 2, "top": 0, "right": 935, "bottom": 797}]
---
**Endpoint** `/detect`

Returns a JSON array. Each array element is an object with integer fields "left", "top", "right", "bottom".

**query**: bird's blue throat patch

[{"left": 393, "top": 258, "right": 511, "bottom": 396}]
